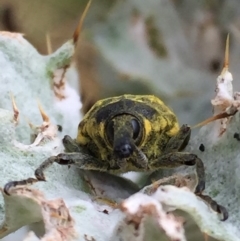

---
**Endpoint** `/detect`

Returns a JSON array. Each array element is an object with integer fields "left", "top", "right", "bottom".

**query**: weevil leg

[
  {"left": 4, "top": 178, "right": 38, "bottom": 195},
  {"left": 150, "top": 152, "right": 228, "bottom": 221},
  {"left": 198, "top": 194, "right": 229, "bottom": 221},
  {"left": 150, "top": 152, "right": 205, "bottom": 193},
  {"left": 158, "top": 123, "right": 205, "bottom": 191},
  {"left": 143, "top": 176, "right": 228, "bottom": 221},
  {"left": 62, "top": 135, "right": 82, "bottom": 152},
  {"left": 191, "top": 156, "right": 205, "bottom": 193},
  {"left": 4, "top": 152, "right": 111, "bottom": 195},
  {"left": 35, "top": 152, "right": 111, "bottom": 181},
  {"left": 164, "top": 124, "right": 191, "bottom": 152}
]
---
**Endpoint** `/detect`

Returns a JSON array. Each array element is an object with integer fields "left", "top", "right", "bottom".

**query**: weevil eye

[{"left": 131, "top": 119, "right": 140, "bottom": 140}]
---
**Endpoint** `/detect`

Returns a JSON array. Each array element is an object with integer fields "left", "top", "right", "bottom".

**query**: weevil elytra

[{"left": 4, "top": 94, "right": 228, "bottom": 221}]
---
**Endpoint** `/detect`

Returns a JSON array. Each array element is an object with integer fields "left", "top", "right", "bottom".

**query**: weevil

[{"left": 4, "top": 94, "right": 228, "bottom": 220}]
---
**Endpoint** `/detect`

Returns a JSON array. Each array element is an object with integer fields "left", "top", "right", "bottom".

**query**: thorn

[
  {"left": 38, "top": 101, "right": 50, "bottom": 123},
  {"left": 73, "top": 0, "right": 92, "bottom": 45},
  {"left": 192, "top": 109, "right": 237, "bottom": 129},
  {"left": 46, "top": 32, "right": 52, "bottom": 54},
  {"left": 221, "top": 34, "right": 229, "bottom": 75},
  {"left": 10, "top": 93, "right": 19, "bottom": 123}
]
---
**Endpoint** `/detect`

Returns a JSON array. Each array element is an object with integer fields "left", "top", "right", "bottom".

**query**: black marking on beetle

[
  {"left": 95, "top": 99, "right": 157, "bottom": 123},
  {"left": 199, "top": 144, "right": 205, "bottom": 152}
]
